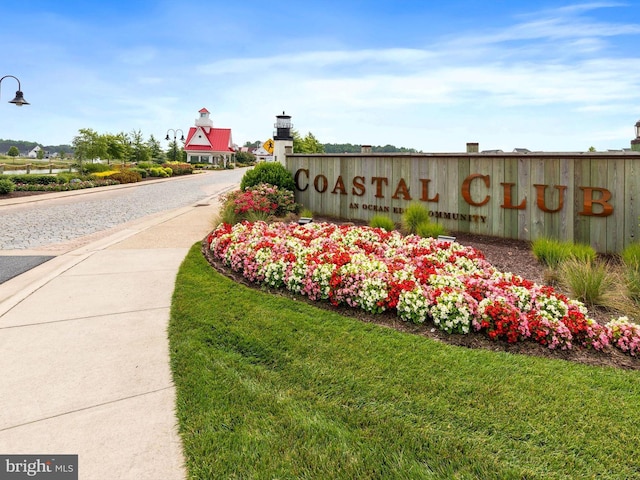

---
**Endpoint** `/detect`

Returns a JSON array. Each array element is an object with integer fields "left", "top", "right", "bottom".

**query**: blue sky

[{"left": 1, "top": 1, "right": 639, "bottom": 152}]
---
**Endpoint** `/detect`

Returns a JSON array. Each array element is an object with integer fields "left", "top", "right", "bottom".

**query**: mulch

[{"left": 201, "top": 223, "right": 640, "bottom": 371}]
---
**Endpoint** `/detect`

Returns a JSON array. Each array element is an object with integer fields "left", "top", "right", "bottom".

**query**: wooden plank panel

[
  {"left": 336, "top": 157, "right": 350, "bottom": 220},
  {"left": 624, "top": 159, "right": 640, "bottom": 246},
  {"left": 467, "top": 156, "right": 492, "bottom": 236},
  {"left": 606, "top": 158, "right": 625, "bottom": 252},
  {"left": 421, "top": 158, "right": 436, "bottom": 223},
  {"left": 558, "top": 158, "right": 574, "bottom": 242},
  {"left": 502, "top": 157, "right": 520, "bottom": 239},
  {"left": 456, "top": 157, "right": 471, "bottom": 234},
  {"left": 529, "top": 157, "right": 546, "bottom": 241},
  {"left": 490, "top": 157, "right": 505, "bottom": 237},
  {"left": 443, "top": 157, "right": 459, "bottom": 233},
  {"left": 290, "top": 156, "right": 310, "bottom": 212},
  {"left": 589, "top": 158, "right": 608, "bottom": 251},
  {"left": 444, "top": 156, "right": 457, "bottom": 228},
  {"left": 517, "top": 157, "right": 531, "bottom": 241},
  {"left": 542, "top": 157, "right": 561, "bottom": 239},
  {"left": 573, "top": 158, "right": 591, "bottom": 245}
]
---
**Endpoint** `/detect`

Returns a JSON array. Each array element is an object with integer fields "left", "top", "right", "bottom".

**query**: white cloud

[{"left": 198, "top": 48, "right": 437, "bottom": 75}]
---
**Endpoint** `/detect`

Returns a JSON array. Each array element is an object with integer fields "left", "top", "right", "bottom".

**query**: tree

[
  {"left": 243, "top": 140, "right": 262, "bottom": 148},
  {"left": 147, "top": 134, "right": 165, "bottom": 163},
  {"left": 302, "top": 132, "right": 324, "bottom": 153},
  {"left": 7, "top": 146, "right": 19, "bottom": 157},
  {"left": 36, "top": 148, "right": 45, "bottom": 160},
  {"left": 166, "top": 140, "right": 182, "bottom": 162},
  {"left": 129, "top": 129, "right": 151, "bottom": 163},
  {"left": 323, "top": 143, "right": 360, "bottom": 153},
  {"left": 103, "top": 133, "right": 128, "bottom": 164},
  {"left": 293, "top": 130, "right": 325, "bottom": 153},
  {"left": 72, "top": 128, "right": 107, "bottom": 170},
  {"left": 322, "top": 142, "right": 419, "bottom": 153},
  {"left": 236, "top": 151, "right": 257, "bottom": 165}
]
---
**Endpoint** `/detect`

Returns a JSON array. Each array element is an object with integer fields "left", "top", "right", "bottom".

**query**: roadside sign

[{"left": 263, "top": 139, "right": 274, "bottom": 154}]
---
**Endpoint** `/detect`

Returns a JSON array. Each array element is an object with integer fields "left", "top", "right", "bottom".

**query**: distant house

[
  {"left": 252, "top": 145, "right": 273, "bottom": 162},
  {"left": 184, "top": 108, "right": 235, "bottom": 166},
  {"left": 27, "top": 146, "right": 42, "bottom": 158}
]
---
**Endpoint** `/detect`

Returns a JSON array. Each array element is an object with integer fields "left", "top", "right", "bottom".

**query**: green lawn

[{"left": 169, "top": 244, "right": 640, "bottom": 479}]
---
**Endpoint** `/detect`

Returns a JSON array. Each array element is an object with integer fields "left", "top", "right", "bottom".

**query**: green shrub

[
  {"left": 253, "top": 183, "right": 299, "bottom": 216},
  {"left": 416, "top": 220, "right": 447, "bottom": 239},
  {"left": 625, "top": 267, "right": 640, "bottom": 303},
  {"left": 11, "top": 178, "right": 120, "bottom": 192},
  {"left": 369, "top": 215, "right": 396, "bottom": 231},
  {"left": 136, "top": 162, "right": 155, "bottom": 170},
  {"left": 533, "top": 238, "right": 596, "bottom": 268},
  {"left": 218, "top": 185, "right": 299, "bottom": 224},
  {"left": 162, "top": 162, "right": 192, "bottom": 176},
  {"left": 91, "top": 170, "right": 120, "bottom": 178},
  {"left": 299, "top": 208, "right": 314, "bottom": 218},
  {"left": 401, "top": 202, "right": 430, "bottom": 234},
  {"left": 240, "top": 162, "right": 295, "bottom": 191},
  {"left": 622, "top": 243, "right": 640, "bottom": 270},
  {"left": 130, "top": 167, "right": 148, "bottom": 178},
  {"left": 0, "top": 178, "right": 16, "bottom": 194},
  {"left": 219, "top": 201, "right": 239, "bottom": 225},
  {"left": 148, "top": 167, "right": 170, "bottom": 178},
  {"left": 532, "top": 238, "right": 572, "bottom": 268},
  {"left": 6, "top": 174, "right": 59, "bottom": 185},
  {"left": 244, "top": 210, "right": 271, "bottom": 222},
  {"left": 107, "top": 170, "right": 142, "bottom": 184},
  {"left": 569, "top": 243, "right": 597, "bottom": 263},
  {"left": 559, "top": 258, "right": 618, "bottom": 308},
  {"left": 235, "top": 151, "right": 257, "bottom": 166},
  {"left": 82, "top": 162, "right": 112, "bottom": 174},
  {"left": 56, "top": 172, "right": 83, "bottom": 183}
]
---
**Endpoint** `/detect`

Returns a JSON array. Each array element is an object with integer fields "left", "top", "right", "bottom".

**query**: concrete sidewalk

[{"left": 0, "top": 188, "right": 232, "bottom": 479}]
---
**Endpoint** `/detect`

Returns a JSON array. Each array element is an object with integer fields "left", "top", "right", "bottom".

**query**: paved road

[
  {"left": 0, "top": 169, "right": 243, "bottom": 282},
  {"left": 0, "top": 169, "right": 243, "bottom": 252}
]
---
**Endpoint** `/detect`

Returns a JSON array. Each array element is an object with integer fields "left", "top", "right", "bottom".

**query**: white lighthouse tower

[{"left": 273, "top": 111, "right": 293, "bottom": 166}]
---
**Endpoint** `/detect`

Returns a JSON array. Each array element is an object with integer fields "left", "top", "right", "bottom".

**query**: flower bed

[{"left": 208, "top": 221, "right": 639, "bottom": 356}]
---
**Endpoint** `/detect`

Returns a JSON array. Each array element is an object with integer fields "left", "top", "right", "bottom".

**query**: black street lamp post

[
  {"left": 165, "top": 129, "right": 185, "bottom": 162},
  {"left": 0, "top": 75, "right": 30, "bottom": 106}
]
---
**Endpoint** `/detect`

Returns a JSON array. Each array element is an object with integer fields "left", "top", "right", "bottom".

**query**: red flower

[{"left": 480, "top": 301, "right": 522, "bottom": 343}]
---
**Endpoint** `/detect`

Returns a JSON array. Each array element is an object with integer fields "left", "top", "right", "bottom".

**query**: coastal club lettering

[{"left": 294, "top": 169, "right": 614, "bottom": 217}]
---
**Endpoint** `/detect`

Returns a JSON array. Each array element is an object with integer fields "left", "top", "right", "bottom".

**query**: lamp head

[{"left": 9, "top": 90, "right": 29, "bottom": 106}]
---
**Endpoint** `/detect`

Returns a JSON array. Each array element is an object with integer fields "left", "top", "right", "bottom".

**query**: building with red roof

[{"left": 184, "top": 108, "right": 235, "bottom": 166}]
